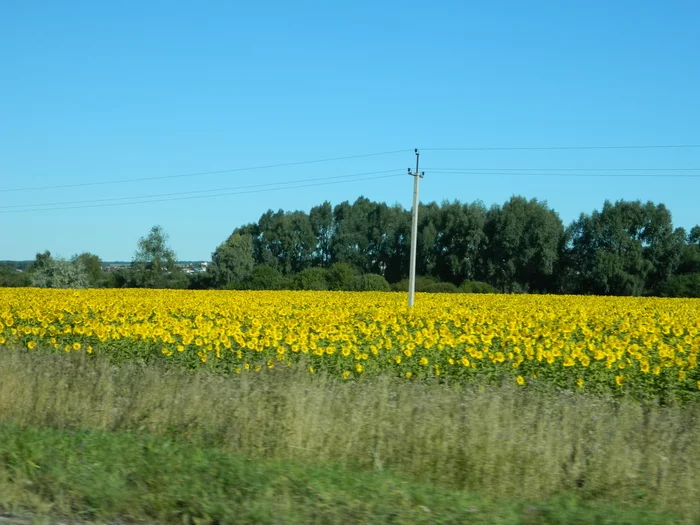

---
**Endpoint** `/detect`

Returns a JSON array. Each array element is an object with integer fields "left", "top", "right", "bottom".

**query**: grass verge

[
  {"left": 1, "top": 347, "right": 700, "bottom": 521},
  {"left": 0, "top": 424, "right": 691, "bottom": 525}
]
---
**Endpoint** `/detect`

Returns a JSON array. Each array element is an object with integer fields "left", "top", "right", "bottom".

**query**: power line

[
  {"left": 0, "top": 149, "right": 412, "bottom": 193},
  {"left": 423, "top": 144, "right": 700, "bottom": 152},
  {"left": 0, "top": 172, "right": 405, "bottom": 214},
  {"left": 0, "top": 169, "right": 402, "bottom": 210},
  {"left": 425, "top": 167, "right": 700, "bottom": 171},
  {"left": 428, "top": 170, "right": 700, "bottom": 178}
]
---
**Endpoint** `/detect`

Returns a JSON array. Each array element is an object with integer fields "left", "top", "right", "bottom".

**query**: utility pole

[{"left": 408, "top": 148, "right": 424, "bottom": 308}]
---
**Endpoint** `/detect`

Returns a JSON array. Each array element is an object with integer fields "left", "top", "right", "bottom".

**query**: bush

[
  {"left": 354, "top": 273, "right": 391, "bottom": 292},
  {"left": 391, "top": 276, "right": 458, "bottom": 293},
  {"left": 426, "top": 282, "right": 458, "bottom": 293},
  {"left": 294, "top": 267, "right": 329, "bottom": 290},
  {"left": 31, "top": 257, "right": 89, "bottom": 289},
  {"left": 243, "top": 265, "right": 293, "bottom": 290},
  {"left": 459, "top": 280, "right": 498, "bottom": 294},
  {"left": 664, "top": 273, "right": 700, "bottom": 298},
  {"left": 0, "top": 264, "right": 31, "bottom": 287},
  {"left": 327, "top": 263, "right": 356, "bottom": 291}
]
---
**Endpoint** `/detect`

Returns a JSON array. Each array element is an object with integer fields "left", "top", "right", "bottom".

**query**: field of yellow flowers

[{"left": 1, "top": 288, "right": 699, "bottom": 397}]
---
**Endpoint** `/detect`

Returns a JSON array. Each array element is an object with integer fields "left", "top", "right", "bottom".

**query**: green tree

[
  {"left": 257, "top": 210, "right": 316, "bottom": 274},
  {"left": 484, "top": 197, "right": 564, "bottom": 293},
  {"left": 664, "top": 273, "right": 700, "bottom": 298},
  {"left": 132, "top": 225, "right": 177, "bottom": 288},
  {"left": 435, "top": 201, "right": 487, "bottom": 284},
  {"left": 0, "top": 262, "right": 31, "bottom": 287},
  {"left": 31, "top": 250, "right": 53, "bottom": 272},
  {"left": 31, "top": 256, "right": 89, "bottom": 289},
  {"left": 310, "top": 201, "right": 334, "bottom": 267},
  {"left": 416, "top": 202, "right": 441, "bottom": 278},
  {"left": 677, "top": 226, "right": 700, "bottom": 275},
  {"left": 566, "top": 200, "right": 684, "bottom": 295},
  {"left": 331, "top": 199, "right": 370, "bottom": 271},
  {"left": 72, "top": 252, "right": 103, "bottom": 286},
  {"left": 209, "top": 233, "right": 255, "bottom": 288}
]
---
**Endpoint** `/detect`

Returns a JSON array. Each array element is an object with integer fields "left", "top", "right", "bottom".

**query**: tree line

[{"left": 3, "top": 196, "right": 699, "bottom": 297}]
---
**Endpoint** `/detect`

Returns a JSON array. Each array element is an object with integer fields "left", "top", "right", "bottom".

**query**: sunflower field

[{"left": 1, "top": 288, "right": 699, "bottom": 398}]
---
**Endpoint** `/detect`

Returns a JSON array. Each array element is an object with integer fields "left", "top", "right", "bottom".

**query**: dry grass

[{"left": 1, "top": 347, "right": 700, "bottom": 519}]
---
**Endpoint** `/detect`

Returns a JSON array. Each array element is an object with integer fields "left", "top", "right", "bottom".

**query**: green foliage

[
  {"left": 241, "top": 265, "right": 293, "bottom": 290},
  {"left": 433, "top": 200, "right": 487, "bottom": 284},
  {"left": 210, "top": 233, "right": 255, "bottom": 288},
  {"left": 253, "top": 209, "right": 316, "bottom": 274},
  {"left": 0, "top": 423, "right": 687, "bottom": 525},
  {"left": 30, "top": 253, "right": 89, "bottom": 289},
  {"left": 0, "top": 263, "right": 31, "bottom": 287},
  {"left": 566, "top": 201, "right": 685, "bottom": 296},
  {"left": 426, "top": 281, "right": 459, "bottom": 293},
  {"left": 354, "top": 273, "right": 391, "bottom": 291},
  {"left": 484, "top": 196, "right": 564, "bottom": 293},
  {"left": 1, "top": 350, "right": 698, "bottom": 523},
  {"left": 664, "top": 273, "right": 700, "bottom": 298},
  {"left": 459, "top": 280, "right": 497, "bottom": 293},
  {"left": 31, "top": 250, "right": 53, "bottom": 272},
  {"left": 72, "top": 252, "right": 103, "bottom": 285},
  {"left": 391, "top": 276, "right": 458, "bottom": 293},
  {"left": 327, "top": 262, "right": 356, "bottom": 290},
  {"left": 187, "top": 271, "right": 215, "bottom": 290},
  {"left": 294, "top": 267, "right": 329, "bottom": 290},
  {"left": 132, "top": 225, "right": 177, "bottom": 288},
  {"left": 309, "top": 201, "right": 334, "bottom": 266},
  {"left": 9, "top": 197, "right": 700, "bottom": 296}
]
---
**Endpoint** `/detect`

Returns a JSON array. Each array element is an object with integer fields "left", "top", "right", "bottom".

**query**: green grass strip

[{"left": 0, "top": 423, "right": 688, "bottom": 525}]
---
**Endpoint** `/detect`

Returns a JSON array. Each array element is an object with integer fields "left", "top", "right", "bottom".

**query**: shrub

[
  {"left": 459, "top": 280, "right": 498, "bottom": 294},
  {"left": 31, "top": 257, "right": 89, "bottom": 289},
  {"left": 426, "top": 282, "right": 458, "bottom": 293},
  {"left": 243, "top": 265, "right": 293, "bottom": 290},
  {"left": 664, "top": 273, "right": 700, "bottom": 298},
  {"left": 391, "top": 276, "right": 458, "bottom": 293},
  {"left": 294, "top": 267, "right": 329, "bottom": 290},
  {"left": 354, "top": 273, "right": 391, "bottom": 292},
  {"left": 327, "top": 263, "right": 356, "bottom": 291}
]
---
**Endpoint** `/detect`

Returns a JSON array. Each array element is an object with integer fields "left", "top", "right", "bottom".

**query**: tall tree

[
  {"left": 416, "top": 202, "right": 441, "bottom": 278},
  {"left": 676, "top": 225, "right": 700, "bottom": 275},
  {"left": 309, "top": 201, "right": 334, "bottom": 267},
  {"left": 257, "top": 209, "right": 315, "bottom": 274},
  {"left": 331, "top": 197, "right": 374, "bottom": 272},
  {"left": 72, "top": 252, "right": 103, "bottom": 286},
  {"left": 435, "top": 201, "right": 487, "bottom": 284},
  {"left": 132, "top": 225, "right": 177, "bottom": 288},
  {"left": 566, "top": 200, "right": 683, "bottom": 296},
  {"left": 209, "top": 233, "right": 255, "bottom": 288},
  {"left": 366, "top": 202, "right": 409, "bottom": 279},
  {"left": 484, "top": 197, "right": 563, "bottom": 293}
]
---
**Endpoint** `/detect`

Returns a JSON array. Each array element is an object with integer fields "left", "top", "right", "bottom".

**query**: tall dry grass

[{"left": 1, "top": 347, "right": 699, "bottom": 519}]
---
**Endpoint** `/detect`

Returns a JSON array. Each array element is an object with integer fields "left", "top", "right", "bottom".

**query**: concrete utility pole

[{"left": 408, "top": 148, "right": 424, "bottom": 308}]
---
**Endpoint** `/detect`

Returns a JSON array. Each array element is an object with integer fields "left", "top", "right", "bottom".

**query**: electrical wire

[
  {"left": 422, "top": 144, "right": 700, "bottom": 152},
  {"left": 0, "top": 149, "right": 412, "bottom": 193},
  {"left": 0, "top": 172, "right": 406, "bottom": 214},
  {"left": 427, "top": 170, "right": 700, "bottom": 178},
  {"left": 0, "top": 169, "right": 403, "bottom": 210},
  {"left": 424, "top": 167, "right": 700, "bottom": 172}
]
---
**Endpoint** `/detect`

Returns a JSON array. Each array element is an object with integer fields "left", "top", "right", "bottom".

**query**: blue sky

[{"left": 1, "top": 0, "right": 699, "bottom": 261}]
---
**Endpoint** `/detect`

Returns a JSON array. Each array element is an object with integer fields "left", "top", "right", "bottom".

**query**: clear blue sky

[{"left": 1, "top": 0, "right": 699, "bottom": 261}]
